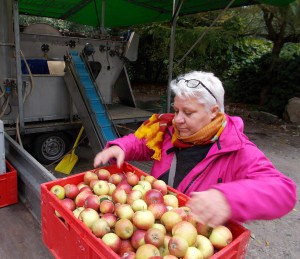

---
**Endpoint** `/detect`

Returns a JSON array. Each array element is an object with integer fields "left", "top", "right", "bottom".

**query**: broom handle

[{"left": 71, "top": 126, "right": 84, "bottom": 154}]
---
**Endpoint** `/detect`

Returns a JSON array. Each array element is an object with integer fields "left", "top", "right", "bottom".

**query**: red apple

[
  {"left": 172, "top": 221, "right": 198, "bottom": 246},
  {"left": 83, "top": 171, "right": 98, "bottom": 185},
  {"left": 61, "top": 198, "right": 76, "bottom": 211},
  {"left": 109, "top": 173, "right": 122, "bottom": 185},
  {"left": 91, "top": 218, "right": 110, "bottom": 238},
  {"left": 126, "top": 172, "right": 140, "bottom": 186},
  {"left": 79, "top": 186, "right": 92, "bottom": 193},
  {"left": 99, "top": 199, "right": 115, "bottom": 214},
  {"left": 209, "top": 225, "right": 233, "bottom": 250},
  {"left": 144, "top": 189, "right": 164, "bottom": 206},
  {"left": 75, "top": 189, "right": 93, "bottom": 207},
  {"left": 152, "top": 180, "right": 168, "bottom": 195},
  {"left": 120, "top": 251, "right": 136, "bottom": 259},
  {"left": 132, "top": 210, "right": 155, "bottom": 230},
  {"left": 96, "top": 168, "right": 111, "bottom": 181},
  {"left": 195, "top": 222, "right": 213, "bottom": 237},
  {"left": 77, "top": 182, "right": 89, "bottom": 191},
  {"left": 119, "top": 239, "right": 135, "bottom": 257},
  {"left": 115, "top": 204, "right": 134, "bottom": 220},
  {"left": 144, "top": 227, "right": 165, "bottom": 248},
  {"left": 115, "top": 218, "right": 134, "bottom": 239},
  {"left": 194, "top": 235, "right": 214, "bottom": 259},
  {"left": 168, "top": 235, "right": 189, "bottom": 258},
  {"left": 78, "top": 208, "right": 99, "bottom": 229},
  {"left": 135, "top": 244, "right": 160, "bottom": 259},
  {"left": 50, "top": 184, "right": 66, "bottom": 200},
  {"left": 117, "top": 180, "right": 132, "bottom": 194},
  {"left": 130, "top": 229, "right": 146, "bottom": 249},
  {"left": 148, "top": 203, "right": 168, "bottom": 220},
  {"left": 160, "top": 211, "right": 182, "bottom": 232},
  {"left": 112, "top": 187, "right": 127, "bottom": 204},
  {"left": 102, "top": 233, "right": 122, "bottom": 253},
  {"left": 84, "top": 194, "right": 100, "bottom": 211},
  {"left": 101, "top": 212, "right": 117, "bottom": 228},
  {"left": 64, "top": 183, "right": 79, "bottom": 199},
  {"left": 183, "top": 246, "right": 203, "bottom": 259},
  {"left": 171, "top": 207, "right": 188, "bottom": 221},
  {"left": 93, "top": 180, "right": 110, "bottom": 196}
]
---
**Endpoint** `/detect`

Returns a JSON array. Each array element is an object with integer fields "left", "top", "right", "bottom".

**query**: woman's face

[{"left": 173, "top": 95, "right": 218, "bottom": 137}]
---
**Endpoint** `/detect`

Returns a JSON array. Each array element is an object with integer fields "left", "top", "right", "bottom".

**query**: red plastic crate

[
  {"left": 41, "top": 162, "right": 251, "bottom": 259},
  {"left": 0, "top": 160, "right": 18, "bottom": 208}
]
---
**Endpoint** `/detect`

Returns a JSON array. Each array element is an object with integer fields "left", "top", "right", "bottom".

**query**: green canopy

[{"left": 19, "top": 0, "right": 295, "bottom": 28}]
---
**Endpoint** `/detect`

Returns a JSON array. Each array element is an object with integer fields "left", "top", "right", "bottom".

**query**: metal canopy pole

[
  {"left": 13, "top": 0, "right": 25, "bottom": 133},
  {"left": 166, "top": 0, "right": 183, "bottom": 113}
]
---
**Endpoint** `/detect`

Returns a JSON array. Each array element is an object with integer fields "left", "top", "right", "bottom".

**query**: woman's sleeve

[{"left": 212, "top": 144, "right": 297, "bottom": 223}]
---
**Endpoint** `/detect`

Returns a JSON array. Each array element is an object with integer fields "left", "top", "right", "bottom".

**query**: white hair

[{"left": 170, "top": 71, "right": 225, "bottom": 112}]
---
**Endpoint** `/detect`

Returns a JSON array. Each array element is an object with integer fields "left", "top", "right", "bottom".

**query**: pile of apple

[{"left": 50, "top": 168, "right": 233, "bottom": 259}]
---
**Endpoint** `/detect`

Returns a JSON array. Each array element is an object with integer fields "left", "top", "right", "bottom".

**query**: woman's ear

[{"left": 210, "top": 105, "right": 219, "bottom": 119}]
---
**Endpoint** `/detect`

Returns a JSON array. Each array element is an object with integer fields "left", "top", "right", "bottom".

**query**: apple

[
  {"left": 75, "top": 189, "right": 93, "bottom": 207},
  {"left": 108, "top": 183, "right": 117, "bottom": 196},
  {"left": 152, "top": 180, "right": 168, "bottom": 195},
  {"left": 209, "top": 225, "right": 233, "bottom": 249},
  {"left": 83, "top": 171, "right": 98, "bottom": 185},
  {"left": 55, "top": 198, "right": 76, "bottom": 217},
  {"left": 131, "top": 199, "right": 148, "bottom": 211},
  {"left": 163, "top": 255, "right": 178, "bottom": 259},
  {"left": 73, "top": 207, "right": 84, "bottom": 219},
  {"left": 112, "top": 187, "right": 127, "bottom": 204},
  {"left": 144, "top": 189, "right": 164, "bottom": 205},
  {"left": 147, "top": 203, "right": 168, "bottom": 220},
  {"left": 102, "top": 232, "right": 122, "bottom": 253},
  {"left": 144, "top": 227, "right": 165, "bottom": 248},
  {"left": 115, "top": 218, "right": 134, "bottom": 239},
  {"left": 144, "top": 175, "right": 156, "bottom": 184},
  {"left": 135, "top": 244, "right": 160, "bottom": 259},
  {"left": 109, "top": 173, "right": 122, "bottom": 185},
  {"left": 171, "top": 207, "right": 188, "bottom": 221},
  {"left": 138, "top": 180, "right": 152, "bottom": 192},
  {"left": 84, "top": 194, "right": 100, "bottom": 211},
  {"left": 152, "top": 223, "right": 167, "bottom": 235},
  {"left": 195, "top": 223, "right": 213, "bottom": 237},
  {"left": 182, "top": 246, "right": 203, "bottom": 259},
  {"left": 121, "top": 251, "right": 136, "bottom": 259},
  {"left": 132, "top": 210, "right": 155, "bottom": 230},
  {"left": 159, "top": 235, "right": 171, "bottom": 256},
  {"left": 132, "top": 184, "right": 146, "bottom": 196},
  {"left": 50, "top": 185, "right": 65, "bottom": 200},
  {"left": 160, "top": 211, "right": 182, "bottom": 232},
  {"left": 78, "top": 208, "right": 99, "bottom": 229},
  {"left": 115, "top": 204, "right": 134, "bottom": 220},
  {"left": 194, "top": 235, "right": 214, "bottom": 259},
  {"left": 119, "top": 239, "right": 135, "bottom": 257},
  {"left": 77, "top": 182, "right": 89, "bottom": 190},
  {"left": 79, "top": 186, "right": 92, "bottom": 193},
  {"left": 130, "top": 229, "right": 146, "bottom": 249},
  {"left": 101, "top": 212, "right": 117, "bottom": 228},
  {"left": 96, "top": 168, "right": 111, "bottom": 181},
  {"left": 91, "top": 218, "right": 111, "bottom": 238},
  {"left": 163, "top": 194, "right": 178, "bottom": 208},
  {"left": 64, "top": 183, "right": 79, "bottom": 199},
  {"left": 126, "top": 172, "right": 140, "bottom": 186},
  {"left": 127, "top": 189, "right": 143, "bottom": 205},
  {"left": 99, "top": 199, "right": 115, "bottom": 214},
  {"left": 172, "top": 221, "right": 198, "bottom": 246},
  {"left": 117, "top": 180, "right": 132, "bottom": 194},
  {"left": 93, "top": 180, "right": 110, "bottom": 196},
  {"left": 168, "top": 235, "right": 189, "bottom": 258}
]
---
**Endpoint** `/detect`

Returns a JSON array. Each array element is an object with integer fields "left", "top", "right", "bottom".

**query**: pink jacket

[{"left": 107, "top": 114, "right": 297, "bottom": 223}]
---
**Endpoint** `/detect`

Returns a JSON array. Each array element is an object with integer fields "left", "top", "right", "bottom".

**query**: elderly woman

[{"left": 94, "top": 71, "right": 297, "bottom": 227}]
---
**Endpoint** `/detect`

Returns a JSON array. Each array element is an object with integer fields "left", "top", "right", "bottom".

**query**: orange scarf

[{"left": 135, "top": 113, "right": 226, "bottom": 160}]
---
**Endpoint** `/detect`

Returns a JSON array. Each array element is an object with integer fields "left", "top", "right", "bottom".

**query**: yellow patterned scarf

[{"left": 135, "top": 112, "right": 226, "bottom": 160}]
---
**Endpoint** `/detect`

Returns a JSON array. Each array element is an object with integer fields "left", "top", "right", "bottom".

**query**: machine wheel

[{"left": 31, "top": 132, "right": 71, "bottom": 165}]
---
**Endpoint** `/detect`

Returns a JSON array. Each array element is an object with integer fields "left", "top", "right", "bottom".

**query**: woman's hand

[
  {"left": 186, "top": 189, "right": 231, "bottom": 227},
  {"left": 93, "top": 145, "right": 125, "bottom": 168}
]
